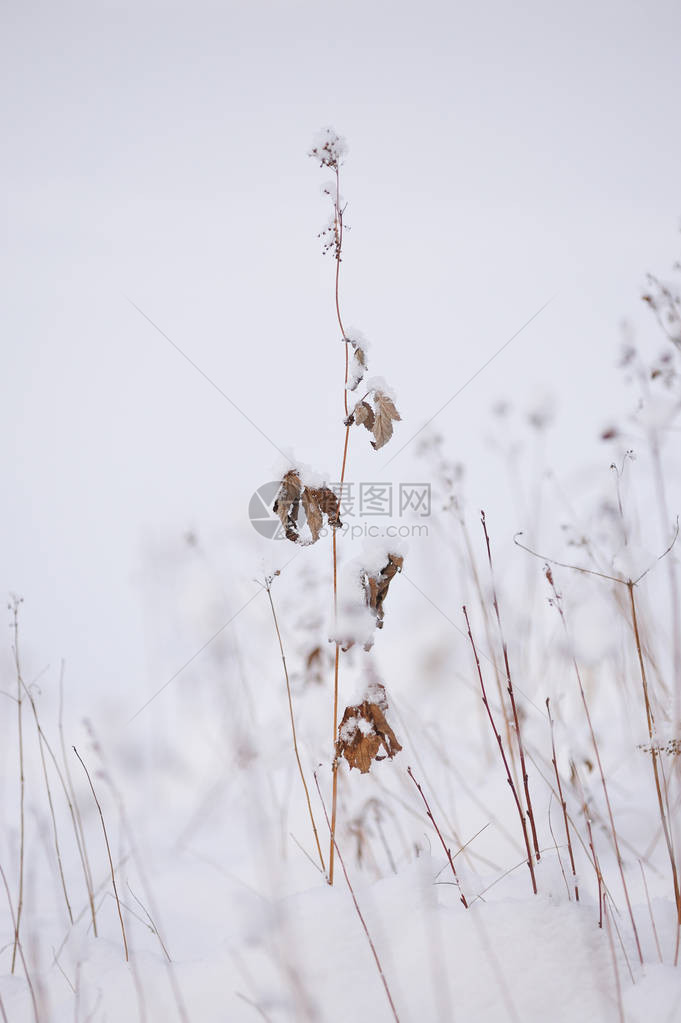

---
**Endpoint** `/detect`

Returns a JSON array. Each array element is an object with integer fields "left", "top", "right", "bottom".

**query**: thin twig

[
  {"left": 463, "top": 605, "right": 537, "bottom": 893},
  {"left": 9, "top": 597, "right": 26, "bottom": 974},
  {"left": 72, "top": 747, "right": 128, "bottom": 961},
  {"left": 407, "top": 767, "right": 468, "bottom": 907},
  {"left": 0, "top": 861, "right": 40, "bottom": 1022},
  {"left": 314, "top": 773, "right": 400, "bottom": 1022},
  {"left": 481, "top": 513, "right": 540, "bottom": 862},
  {"left": 264, "top": 576, "right": 325, "bottom": 874},
  {"left": 546, "top": 699, "right": 579, "bottom": 901}
]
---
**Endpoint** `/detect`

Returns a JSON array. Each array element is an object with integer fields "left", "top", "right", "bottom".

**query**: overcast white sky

[{"left": 2, "top": 0, "right": 680, "bottom": 726}]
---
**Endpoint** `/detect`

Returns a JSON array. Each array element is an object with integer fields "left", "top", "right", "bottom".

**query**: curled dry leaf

[
  {"left": 371, "top": 392, "right": 401, "bottom": 450},
  {"left": 336, "top": 686, "right": 402, "bottom": 774},
  {"left": 273, "top": 470, "right": 342, "bottom": 545},
  {"left": 353, "top": 400, "right": 375, "bottom": 431},
  {"left": 347, "top": 342, "right": 367, "bottom": 392},
  {"left": 362, "top": 553, "right": 404, "bottom": 632}
]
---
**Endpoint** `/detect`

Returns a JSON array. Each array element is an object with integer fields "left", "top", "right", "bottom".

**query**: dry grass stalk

[
  {"left": 20, "top": 678, "right": 73, "bottom": 924},
  {"left": 626, "top": 578, "right": 681, "bottom": 962},
  {"left": 58, "top": 664, "right": 97, "bottom": 935},
  {"left": 545, "top": 568, "right": 643, "bottom": 961},
  {"left": 463, "top": 605, "right": 537, "bottom": 894},
  {"left": 264, "top": 574, "right": 326, "bottom": 874},
  {"left": 546, "top": 699, "right": 579, "bottom": 901},
  {"left": 314, "top": 773, "right": 401, "bottom": 1022},
  {"left": 72, "top": 746, "right": 129, "bottom": 961},
  {"left": 0, "top": 861, "right": 40, "bottom": 1022},
  {"left": 480, "top": 513, "right": 541, "bottom": 863},
  {"left": 8, "top": 596, "right": 26, "bottom": 974},
  {"left": 407, "top": 767, "right": 468, "bottom": 907}
]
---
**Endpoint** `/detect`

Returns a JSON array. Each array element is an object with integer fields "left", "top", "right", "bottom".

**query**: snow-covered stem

[
  {"left": 545, "top": 699, "right": 579, "bottom": 902},
  {"left": 314, "top": 773, "right": 401, "bottom": 1022},
  {"left": 72, "top": 746, "right": 129, "bottom": 962},
  {"left": 407, "top": 767, "right": 468, "bottom": 907},
  {"left": 463, "top": 605, "right": 537, "bottom": 894},
  {"left": 480, "top": 512, "right": 541, "bottom": 863},
  {"left": 264, "top": 576, "right": 326, "bottom": 875}
]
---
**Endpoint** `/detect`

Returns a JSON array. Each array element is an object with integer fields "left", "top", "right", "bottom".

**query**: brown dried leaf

[
  {"left": 273, "top": 472, "right": 342, "bottom": 545},
  {"left": 362, "top": 553, "right": 404, "bottom": 631},
  {"left": 301, "top": 488, "right": 323, "bottom": 542},
  {"left": 336, "top": 697, "right": 402, "bottom": 774},
  {"left": 371, "top": 392, "right": 401, "bottom": 450},
  {"left": 272, "top": 470, "right": 303, "bottom": 542},
  {"left": 348, "top": 343, "right": 367, "bottom": 391},
  {"left": 353, "top": 400, "right": 375, "bottom": 432}
]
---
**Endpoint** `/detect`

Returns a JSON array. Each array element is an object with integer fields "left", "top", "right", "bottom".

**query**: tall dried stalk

[
  {"left": 58, "top": 664, "right": 97, "bottom": 935},
  {"left": 314, "top": 774, "right": 400, "bottom": 1022},
  {"left": 326, "top": 144, "right": 351, "bottom": 887},
  {"left": 463, "top": 605, "right": 537, "bottom": 893},
  {"left": 73, "top": 747, "right": 128, "bottom": 961},
  {"left": 480, "top": 512, "right": 540, "bottom": 862},
  {"left": 9, "top": 596, "right": 26, "bottom": 974},
  {"left": 20, "top": 679, "right": 73, "bottom": 923},
  {"left": 627, "top": 579, "right": 681, "bottom": 962},
  {"left": 407, "top": 767, "right": 468, "bottom": 907},
  {"left": 545, "top": 699, "right": 579, "bottom": 901},
  {"left": 0, "top": 861, "right": 40, "bottom": 1022},
  {"left": 545, "top": 569, "right": 643, "bottom": 963},
  {"left": 264, "top": 575, "right": 326, "bottom": 874}
]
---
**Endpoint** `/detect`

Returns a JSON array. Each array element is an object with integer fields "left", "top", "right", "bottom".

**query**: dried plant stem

[
  {"left": 0, "top": 861, "right": 40, "bottom": 1022},
  {"left": 639, "top": 859, "right": 663, "bottom": 964},
  {"left": 21, "top": 680, "right": 73, "bottom": 923},
  {"left": 314, "top": 774, "right": 400, "bottom": 1022},
  {"left": 480, "top": 512, "right": 540, "bottom": 862},
  {"left": 463, "top": 605, "right": 537, "bottom": 894},
  {"left": 329, "top": 158, "right": 351, "bottom": 887},
  {"left": 72, "top": 747, "right": 128, "bottom": 962},
  {"left": 545, "top": 572, "right": 643, "bottom": 962},
  {"left": 573, "top": 763, "right": 604, "bottom": 929},
  {"left": 460, "top": 517, "right": 521, "bottom": 791},
  {"left": 58, "top": 665, "right": 97, "bottom": 935},
  {"left": 264, "top": 579, "right": 325, "bottom": 874},
  {"left": 602, "top": 895, "right": 626, "bottom": 1023},
  {"left": 546, "top": 699, "right": 579, "bottom": 901},
  {"left": 407, "top": 767, "right": 468, "bottom": 907},
  {"left": 9, "top": 597, "right": 26, "bottom": 974},
  {"left": 627, "top": 579, "right": 681, "bottom": 962}
]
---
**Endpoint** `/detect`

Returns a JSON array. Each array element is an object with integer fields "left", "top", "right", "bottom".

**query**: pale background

[{"left": 3, "top": 0, "right": 680, "bottom": 726}]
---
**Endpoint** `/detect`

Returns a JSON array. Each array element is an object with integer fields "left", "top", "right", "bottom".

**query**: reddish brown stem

[
  {"left": 546, "top": 572, "right": 643, "bottom": 963},
  {"left": 546, "top": 699, "right": 579, "bottom": 901},
  {"left": 328, "top": 157, "right": 351, "bottom": 886},
  {"left": 481, "top": 512, "right": 541, "bottom": 862},
  {"left": 463, "top": 605, "right": 537, "bottom": 894},
  {"left": 315, "top": 774, "right": 400, "bottom": 1022},
  {"left": 407, "top": 767, "right": 468, "bottom": 907}
]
